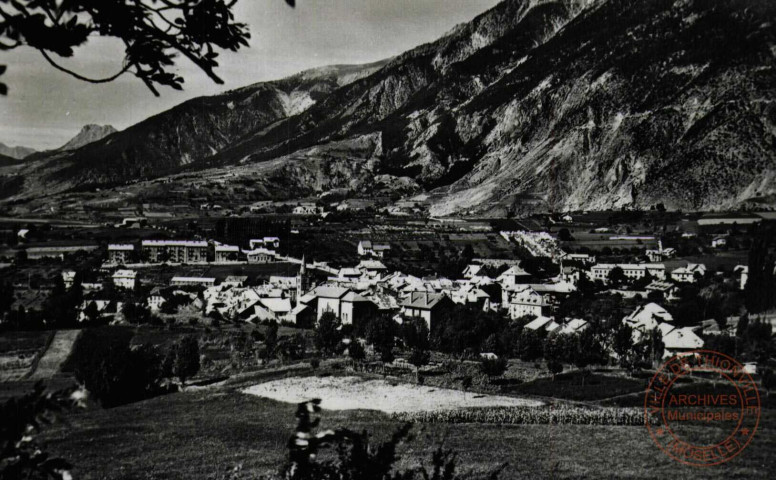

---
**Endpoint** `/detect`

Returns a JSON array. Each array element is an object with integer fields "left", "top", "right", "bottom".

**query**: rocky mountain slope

[
  {"left": 58, "top": 125, "right": 118, "bottom": 151},
  {"left": 3, "top": 0, "right": 775, "bottom": 214},
  {"left": 0, "top": 142, "right": 35, "bottom": 160}
]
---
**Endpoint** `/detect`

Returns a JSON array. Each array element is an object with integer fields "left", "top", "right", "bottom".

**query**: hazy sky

[{"left": 0, "top": 0, "right": 501, "bottom": 150}]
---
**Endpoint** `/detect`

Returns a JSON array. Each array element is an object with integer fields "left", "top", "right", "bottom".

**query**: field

[
  {"left": 243, "top": 375, "right": 543, "bottom": 413},
  {"left": 36, "top": 374, "right": 776, "bottom": 479}
]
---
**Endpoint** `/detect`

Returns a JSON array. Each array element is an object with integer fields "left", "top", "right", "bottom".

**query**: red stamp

[{"left": 644, "top": 350, "right": 761, "bottom": 467}]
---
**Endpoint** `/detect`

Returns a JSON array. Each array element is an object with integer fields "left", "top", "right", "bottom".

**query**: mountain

[
  {"left": 0, "top": 142, "right": 35, "bottom": 160},
  {"left": 3, "top": 0, "right": 775, "bottom": 215},
  {"left": 58, "top": 124, "right": 118, "bottom": 151}
]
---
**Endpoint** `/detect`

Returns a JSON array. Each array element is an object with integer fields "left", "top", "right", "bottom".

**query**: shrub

[{"left": 480, "top": 357, "right": 508, "bottom": 377}]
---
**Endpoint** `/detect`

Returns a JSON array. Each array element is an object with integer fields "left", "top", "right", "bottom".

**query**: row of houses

[{"left": 107, "top": 237, "right": 283, "bottom": 265}]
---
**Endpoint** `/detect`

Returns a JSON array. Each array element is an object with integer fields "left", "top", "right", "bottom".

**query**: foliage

[
  {"left": 70, "top": 327, "right": 170, "bottom": 407},
  {"left": 607, "top": 267, "right": 627, "bottom": 286},
  {"left": 543, "top": 334, "right": 571, "bottom": 378},
  {"left": 172, "top": 335, "right": 200, "bottom": 384},
  {"left": 366, "top": 315, "right": 396, "bottom": 364},
  {"left": 745, "top": 223, "right": 776, "bottom": 313},
  {"left": 40, "top": 276, "right": 82, "bottom": 328},
  {"left": 0, "top": 383, "right": 81, "bottom": 480},
  {"left": 515, "top": 328, "right": 544, "bottom": 362},
  {"left": 480, "top": 357, "right": 508, "bottom": 377},
  {"left": 280, "top": 399, "right": 504, "bottom": 480},
  {"left": 348, "top": 340, "right": 365, "bottom": 362},
  {"left": 264, "top": 323, "right": 279, "bottom": 360},
  {"left": 431, "top": 306, "right": 507, "bottom": 355},
  {"left": 402, "top": 317, "right": 430, "bottom": 371},
  {"left": 315, "top": 312, "right": 342, "bottom": 357},
  {"left": 0, "top": 0, "right": 299, "bottom": 96},
  {"left": 122, "top": 302, "right": 152, "bottom": 324}
]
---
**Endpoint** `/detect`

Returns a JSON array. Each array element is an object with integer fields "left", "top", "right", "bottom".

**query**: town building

[
  {"left": 141, "top": 240, "right": 208, "bottom": 264},
  {"left": 399, "top": 292, "right": 454, "bottom": 331},
  {"left": 245, "top": 247, "right": 277, "bottom": 264},
  {"left": 249, "top": 237, "right": 280, "bottom": 250},
  {"left": 508, "top": 288, "right": 553, "bottom": 320},
  {"left": 497, "top": 265, "right": 532, "bottom": 286},
  {"left": 171, "top": 276, "right": 216, "bottom": 287},
  {"left": 357, "top": 240, "right": 391, "bottom": 258},
  {"left": 670, "top": 263, "right": 707, "bottom": 283},
  {"left": 112, "top": 269, "right": 137, "bottom": 289},
  {"left": 107, "top": 244, "right": 135, "bottom": 264},
  {"left": 214, "top": 244, "right": 240, "bottom": 262},
  {"left": 62, "top": 270, "right": 76, "bottom": 289},
  {"left": 590, "top": 263, "right": 666, "bottom": 282}
]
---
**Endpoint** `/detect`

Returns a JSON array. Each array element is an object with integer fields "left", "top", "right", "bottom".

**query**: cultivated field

[
  {"left": 243, "top": 375, "right": 543, "bottom": 413},
  {"left": 37, "top": 376, "right": 776, "bottom": 479}
]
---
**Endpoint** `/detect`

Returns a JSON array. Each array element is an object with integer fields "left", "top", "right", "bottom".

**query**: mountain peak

[
  {"left": 0, "top": 142, "right": 36, "bottom": 160},
  {"left": 59, "top": 124, "right": 118, "bottom": 151}
]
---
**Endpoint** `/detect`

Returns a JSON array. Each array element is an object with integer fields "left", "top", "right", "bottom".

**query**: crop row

[{"left": 391, "top": 405, "right": 647, "bottom": 426}]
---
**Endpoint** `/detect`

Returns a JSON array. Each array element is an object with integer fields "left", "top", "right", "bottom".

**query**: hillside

[
  {"left": 2, "top": 0, "right": 775, "bottom": 214},
  {"left": 0, "top": 142, "right": 35, "bottom": 160}
]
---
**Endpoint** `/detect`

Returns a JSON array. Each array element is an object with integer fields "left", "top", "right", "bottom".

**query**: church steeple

[{"left": 296, "top": 255, "right": 306, "bottom": 306}]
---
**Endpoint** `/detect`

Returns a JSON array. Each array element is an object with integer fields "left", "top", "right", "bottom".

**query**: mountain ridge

[{"left": 2, "top": 0, "right": 774, "bottom": 215}]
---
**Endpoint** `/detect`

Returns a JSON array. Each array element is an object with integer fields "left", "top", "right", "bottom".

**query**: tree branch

[{"left": 38, "top": 49, "right": 131, "bottom": 83}]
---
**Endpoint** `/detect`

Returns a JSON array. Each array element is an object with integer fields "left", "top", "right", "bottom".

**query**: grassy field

[{"left": 37, "top": 376, "right": 776, "bottom": 479}]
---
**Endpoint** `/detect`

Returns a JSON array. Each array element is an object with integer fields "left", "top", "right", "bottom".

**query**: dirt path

[{"left": 28, "top": 330, "right": 80, "bottom": 381}]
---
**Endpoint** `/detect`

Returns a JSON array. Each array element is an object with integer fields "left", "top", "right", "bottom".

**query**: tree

[
  {"left": 315, "top": 311, "right": 342, "bottom": 357},
  {"left": 172, "top": 335, "right": 200, "bottom": 384},
  {"left": 123, "top": 302, "right": 151, "bottom": 324},
  {"left": 558, "top": 228, "right": 574, "bottom": 242},
  {"left": 0, "top": 1, "right": 299, "bottom": 96},
  {"left": 613, "top": 324, "right": 635, "bottom": 370},
  {"left": 348, "top": 339, "right": 365, "bottom": 364},
  {"left": 571, "top": 330, "right": 604, "bottom": 385},
  {"left": 608, "top": 266, "right": 627, "bottom": 286},
  {"left": 543, "top": 334, "right": 569, "bottom": 380},
  {"left": 367, "top": 315, "right": 396, "bottom": 368},
  {"left": 516, "top": 329, "right": 543, "bottom": 362},
  {"left": 402, "top": 317, "right": 430, "bottom": 381},
  {"left": 263, "top": 322, "right": 279, "bottom": 360}
]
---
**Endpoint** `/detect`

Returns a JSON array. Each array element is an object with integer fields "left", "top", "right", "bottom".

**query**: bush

[
  {"left": 480, "top": 357, "right": 508, "bottom": 377},
  {"left": 71, "top": 328, "right": 165, "bottom": 407}
]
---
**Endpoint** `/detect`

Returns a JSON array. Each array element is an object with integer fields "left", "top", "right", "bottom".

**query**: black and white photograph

[{"left": 1, "top": 0, "right": 775, "bottom": 478}]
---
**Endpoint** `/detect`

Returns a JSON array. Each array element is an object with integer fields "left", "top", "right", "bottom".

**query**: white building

[
  {"left": 141, "top": 240, "right": 208, "bottom": 264},
  {"left": 62, "top": 270, "right": 76, "bottom": 289},
  {"left": 171, "top": 276, "right": 216, "bottom": 287},
  {"left": 112, "top": 269, "right": 137, "bottom": 290},
  {"left": 623, "top": 303, "right": 673, "bottom": 342},
  {"left": 214, "top": 244, "right": 240, "bottom": 262},
  {"left": 670, "top": 263, "right": 706, "bottom": 283},
  {"left": 244, "top": 247, "right": 277, "bottom": 264},
  {"left": 357, "top": 240, "right": 391, "bottom": 258},
  {"left": 497, "top": 265, "right": 532, "bottom": 287},
  {"left": 107, "top": 244, "right": 135, "bottom": 264},
  {"left": 249, "top": 237, "right": 280, "bottom": 250},
  {"left": 590, "top": 263, "right": 666, "bottom": 282},
  {"left": 509, "top": 288, "right": 553, "bottom": 320}
]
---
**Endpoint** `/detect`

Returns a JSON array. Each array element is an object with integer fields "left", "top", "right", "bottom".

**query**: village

[
  {"left": 1, "top": 208, "right": 771, "bottom": 366},
  {"left": 1, "top": 206, "right": 775, "bottom": 478}
]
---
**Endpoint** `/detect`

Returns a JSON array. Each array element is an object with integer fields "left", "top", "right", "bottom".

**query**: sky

[{"left": 0, "top": 0, "right": 501, "bottom": 151}]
